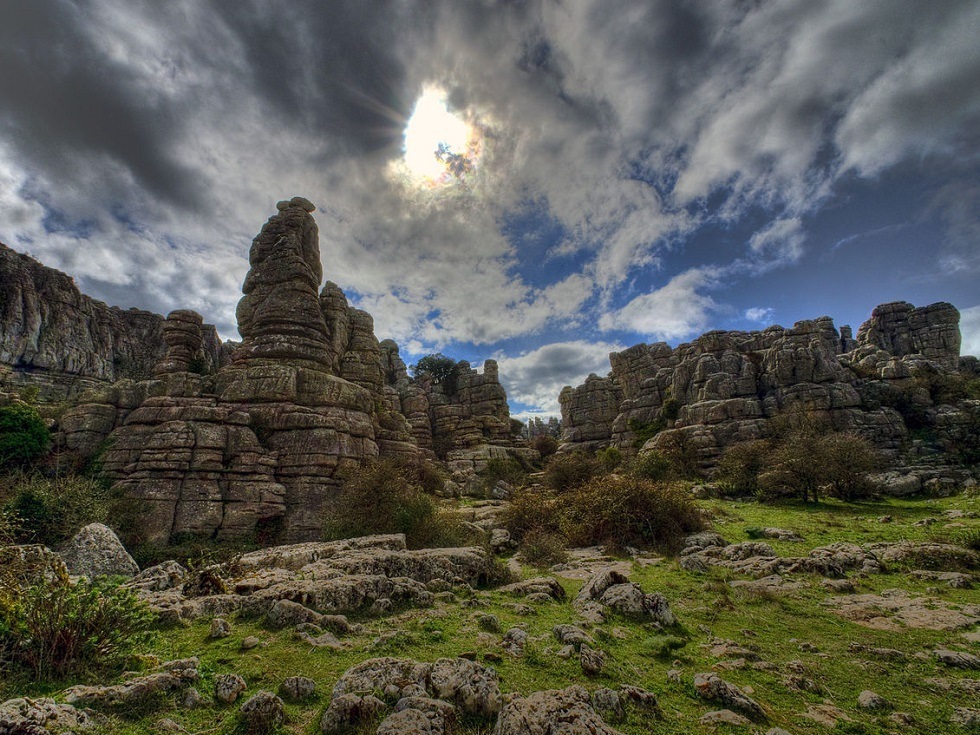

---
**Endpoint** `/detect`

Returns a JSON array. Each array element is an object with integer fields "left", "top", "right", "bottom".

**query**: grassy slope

[{"left": 4, "top": 493, "right": 979, "bottom": 734}]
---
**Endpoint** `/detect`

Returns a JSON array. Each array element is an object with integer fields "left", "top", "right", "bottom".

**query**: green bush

[
  {"left": 716, "top": 440, "right": 773, "bottom": 496},
  {"left": 641, "top": 634, "right": 688, "bottom": 658},
  {"left": 628, "top": 416, "right": 666, "bottom": 447},
  {"left": 627, "top": 451, "right": 673, "bottom": 482},
  {"left": 411, "top": 354, "right": 461, "bottom": 395},
  {"left": 519, "top": 528, "right": 569, "bottom": 567},
  {"left": 559, "top": 475, "right": 707, "bottom": 553},
  {"left": 595, "top": 446, "right": 623, "bottom": 472},
  {"left": 542, "top": 452, "right": 601, "bottom": 492},
  {"left": 3, "top": 473, "right": 113, "bottom": 546},
  {"left": 0, "top": 577, "right": 153, "bottom": 680},
  {"left": 325, "top": 460, "right": 466, "bottom": 549},
  {"left": 0, "top": 404, "right": 50, "bottom": 468}
]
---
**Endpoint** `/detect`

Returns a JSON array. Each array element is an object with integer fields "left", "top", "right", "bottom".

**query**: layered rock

[
  {"left": 0, "top": 242, "right": 226, "bottom": 400},
  {"left": 561, "top": 302, "right": 972, "bottom": 476},
  {"left": 56, "top": 198, "right": 529, "bottom": 542}
]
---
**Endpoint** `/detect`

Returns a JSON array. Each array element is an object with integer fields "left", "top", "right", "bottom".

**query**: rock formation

[
  {"left": 0, "top": 242, "right": 226, "bottom": 400},
  {"left": 560, "top": 302, "right": 975, "bottom": 480},
  {"left": 54, "top": 198, "right": 530, "bottom": 543}
]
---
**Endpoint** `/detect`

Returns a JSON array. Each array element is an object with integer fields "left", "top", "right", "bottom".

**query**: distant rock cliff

[
  {"left": 0, "top": 242, "right": 226, "bottom": 399},
  {"left": 561, "top": 302, "right": 977, "bottom": 486}
]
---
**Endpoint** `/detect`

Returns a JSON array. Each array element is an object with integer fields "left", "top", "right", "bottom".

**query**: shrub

[
  {"left": 0, "top": 577, "right": 153, "bottom": 680},
  {"left": 744, "top": 526, "right": 765, "bottom": 539},
  {"left": 500, "top": 487, "right": 563, "bottom": 541},
  {"left": 641, "top": 634, "right": 688, "bottom": 658},
  {"left": 3, "top": 473, "right": 113, "bottom": 546},
  {"left": 821, "top": 432, "right": 882, "bottom": 500},
  {"left": 529, "top": 434, "right": 559, "bottom": 459},
  {"left": 753, "top": 420, "right": 883, "bottom": 503},
  {"left": 627, "top": 450, "right": 673, "bottom": 482},
  {"left": 595, "top": 446, "right": 623, "bottom": 472},
  {"left": 481, "top": 457, "right": 527, "bottom": 491},
  {"left": 0, "top": 404, "right": 50, "bottom": 469},
  {"left": 325, "top": 461, "right": 466, "bottom": 549},
  {"left": 716, "top": 440, "right": 773, "bottom": 496},
  {"left": 411, "top": 354, "right": 461, "bottom": 395},
  {"left": 628, "top": 416, "right": 666, "bottom": 448},
  {"left": 559, "top": 475, "right": 707, "bottom": 553},
  {"left": 542, "top": 452, "right": 601, "bottom": 492},
  {"left": 519, "top": 529, "right": 569, "bottom": 567}
]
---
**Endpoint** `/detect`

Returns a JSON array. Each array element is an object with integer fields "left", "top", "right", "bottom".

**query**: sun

[{"left": 401, "top": 87, "right": 479, "bottom": 185}]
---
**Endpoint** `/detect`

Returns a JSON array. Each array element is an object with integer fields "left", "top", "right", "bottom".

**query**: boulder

[{"left": 492, "top": 686, "right": 623, "bottom": 735}]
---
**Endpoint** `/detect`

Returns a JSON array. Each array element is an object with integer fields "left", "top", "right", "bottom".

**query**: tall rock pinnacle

[{"left": 235, "top": 197, "right": 332, "bottom": 368}]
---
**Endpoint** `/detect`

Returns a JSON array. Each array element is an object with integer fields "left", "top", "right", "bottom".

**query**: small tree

[
  {"left": 411, "top": 354, "right": 461, "bottom": 395},
  {"left": 822, "top": 432, "right": 882, "bottom": 501}
]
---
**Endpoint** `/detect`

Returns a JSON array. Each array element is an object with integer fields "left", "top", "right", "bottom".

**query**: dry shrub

[
  {"left": 519, "top": 529, "right": 569, "bottom": 568},
  {"left": 529, "top": 434, "right": 559, "bottom": 459},
  {"left": 559, "top": 475, "right": 706, "bottom": 553},
  {"left": 499, "top": 487, "right": 563, "bottom": 541},
  {"left": 542, "top": 452, "right": 601, "bottom": 492}
]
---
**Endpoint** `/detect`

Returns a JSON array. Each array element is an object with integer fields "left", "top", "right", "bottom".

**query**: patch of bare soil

[{"left": 826, "top": 588, "right": 980, "bottom": 631}]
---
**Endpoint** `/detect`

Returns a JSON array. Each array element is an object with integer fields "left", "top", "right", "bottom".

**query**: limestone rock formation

[
  {"left": 560, "top": 302, "right": 973, "bottom": 479},
  {"left": 0, "top": 242, "right": 226, "bottom": 400},
  {"left": 53, "top": 198, "right": 530, "bottom": 543}
]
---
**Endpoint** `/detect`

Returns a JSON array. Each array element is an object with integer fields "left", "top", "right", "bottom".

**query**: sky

[{"left": 1, "top": 1, "right": 978, "bottom": 420}]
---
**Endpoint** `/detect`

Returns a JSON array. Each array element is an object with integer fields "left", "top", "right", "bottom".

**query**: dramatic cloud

[
  {"left": 745, "top": 307, "right": 774, "bottom": 324},
  {"left": 494, "top": 341, "right": 623, "bottom": 418},
  {"left": 1, "top": 0, "right": 977, "bottom": 415},
  {"left": 598, "top": 268, "right": 719, "bottom": 341}
]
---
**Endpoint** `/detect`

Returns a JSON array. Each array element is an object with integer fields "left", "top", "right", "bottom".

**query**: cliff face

[
  {"left": 560, "top": 302, "right": 975, "bottom": 481},
  {"left": 55, "top": 198, "right": 530, "bottom": 544},
  {"left": 0, "top": 242, "right": 226, "bottom": 399}
]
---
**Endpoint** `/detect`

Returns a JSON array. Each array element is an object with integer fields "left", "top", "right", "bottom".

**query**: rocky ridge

[
  {"left": 561, "top": 301, "right": 978, "bottom": 484},
  {"left": 0, "top": 242, "right": 227, "bottom": 400}
]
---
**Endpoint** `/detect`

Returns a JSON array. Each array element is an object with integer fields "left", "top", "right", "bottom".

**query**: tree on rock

[
  {"left": 411, "top": 354, "right": 461, "bottom": 394},
  {"left": 0, "top": 403, "right": 50, "bottom": 469}
]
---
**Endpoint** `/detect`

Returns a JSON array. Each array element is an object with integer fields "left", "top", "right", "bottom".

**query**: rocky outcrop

[
  {"left": 49, "top": 198, "right": 529, "bottom": 542},
  {"left": 857, "top": 302, "right": 960, "bottom": 371},
  {"left": 560, "top": 302, "right": 972, "bottom": 477},
  {"left": 0, "top": 242, "right": 226, "bottom": 400}
]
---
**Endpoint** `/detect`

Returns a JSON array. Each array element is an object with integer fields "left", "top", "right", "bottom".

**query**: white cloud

[
  {"left": 745, "top": 307, "right": 774, "bottom": 323},
  {"left": 747, "top": 217, "right": 806, "bottom": 269},
  {"left": 961, "top": 305, "right": 980, "bottom": 358},
  {"left": 598, "top": 268, "right": 719, "bottom": 341},
  {"left": 494, "top": 340, "right": 623, "bottom": 416}
]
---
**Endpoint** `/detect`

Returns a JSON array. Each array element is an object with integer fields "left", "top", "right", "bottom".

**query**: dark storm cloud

[{"left": 0, "top": 1, "right": 199, "bottom": 206}]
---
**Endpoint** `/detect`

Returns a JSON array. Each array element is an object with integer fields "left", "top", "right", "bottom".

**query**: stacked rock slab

[
  {"left": 67, "top": 198, "right": 379, "bottom": 543},
  {"left": 560, "top": 302, "right": 968, "bottom": 474},
  {"left": 54, "top": 197, "right": 532, "bottom": 542}
]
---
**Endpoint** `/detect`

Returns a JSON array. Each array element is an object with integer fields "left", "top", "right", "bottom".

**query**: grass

[{"left": 2, "top": 491, "right": 978, "bottom": 734}]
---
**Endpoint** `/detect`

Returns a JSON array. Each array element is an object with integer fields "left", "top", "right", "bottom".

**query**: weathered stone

[
  {"left": 693, "top": 673, "right": 765, "bottom": 720},
  {"left": 57, "top": 523, "right": 139, "bottom": 579},
  {"left": 493, "top": 686, "right": 623, "bottom": 735},
  {"left": 320, "top": 693, "right": 385, "bottom": 734},
  {"left": 0, "top": 697, "right": 97, "bottom": 733},
  {"left": 215, "top": 674, "right": 247, "bottom": 704},
  {"left": 279, "top": 677, "right": 316, "bottom": 702},
  {"left": 238, "top": 691, "right": 285, "bottom": 733}
]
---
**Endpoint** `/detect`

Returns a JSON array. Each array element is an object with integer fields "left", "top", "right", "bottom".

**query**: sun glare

[{"left": 402, "top": 87, "right": 478, "bottom": 185}]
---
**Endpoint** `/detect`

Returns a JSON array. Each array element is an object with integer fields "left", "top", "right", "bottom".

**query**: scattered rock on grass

[
  {"left": 693, "top": 673, "right": 765, "bottom": 720},
  {"left": 215, "top": 674, "right": 247, "bottom": 704},
  {"left": 494, "top": 686, "right": 623, "bottom": 735},
  {"left": 279, "top": 676, "right": 316, "bottom": 702},
  {"left": 238, "top": 691, "right": 285, "bottom": 734}
]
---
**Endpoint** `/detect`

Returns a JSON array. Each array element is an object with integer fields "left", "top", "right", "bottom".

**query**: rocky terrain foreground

[{"left": 2, "top": 491, "right": 979, "bottom": 735}]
